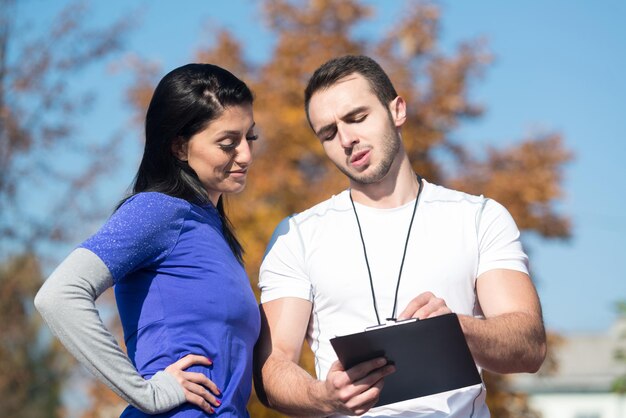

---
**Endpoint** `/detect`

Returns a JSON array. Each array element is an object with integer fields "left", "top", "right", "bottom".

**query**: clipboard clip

[{"left": 365, "top": 317, "right": 418, "bottom": 331}]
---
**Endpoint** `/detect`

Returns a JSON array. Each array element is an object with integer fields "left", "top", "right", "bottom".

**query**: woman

[{"left": 35, "top": 64, "right": 261, "bottom": 417}]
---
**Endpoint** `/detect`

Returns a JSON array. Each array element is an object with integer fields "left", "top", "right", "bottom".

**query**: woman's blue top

[{"left": 81, "top": 192, "right": 260, "bottom": 417}]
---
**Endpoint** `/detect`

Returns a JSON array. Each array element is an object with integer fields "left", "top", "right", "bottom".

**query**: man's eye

[
  {"left": 246, "top": 135, "right": 259, "bottom": 141},
  {"left": 322, "top": 131, "right": 336, "bottom": 142}
]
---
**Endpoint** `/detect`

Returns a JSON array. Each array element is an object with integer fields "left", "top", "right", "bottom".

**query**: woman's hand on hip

[{"left": 165, "top": 354, "right": 221, "bottom": 414}]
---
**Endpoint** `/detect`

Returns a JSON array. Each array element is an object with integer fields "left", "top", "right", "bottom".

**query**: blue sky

[{"left": 18, "top": 0, "right": 626, "bottom": 335}]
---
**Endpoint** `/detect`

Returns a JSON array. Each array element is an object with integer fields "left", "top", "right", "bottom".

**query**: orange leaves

[
  {"left": 153, "top": 0, "right": 575, "bottom": 301},
  {"left": 264, "top": 0, "right": 371, "bottom": 33},
  {"left": 196, "top": 30, "right": 250, "bottom": 78},
  {"left": 392, "top": 2, "right": 440, "bottom": 58},
  {"left": 421, "top": 40, "right": 491, "bottom": 126},
  {"left": 451, "top": 134, "right": 573, "bottom": 238},
  {"left": 115, "top": 54, "right": 162, "bottom": 126},
  {"left": 0, "top": 253, "right": 71, "bottom": 416},
  {"left": 260, "top": 0, "right": 366, "bottom": 91},
  {"left": 119, "top": 2, "right": 573, "bottom": 416}
]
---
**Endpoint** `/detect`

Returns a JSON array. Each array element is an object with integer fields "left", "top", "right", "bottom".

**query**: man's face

[{"left": 307, "top": 73, "right": 405, "bottom": 185}]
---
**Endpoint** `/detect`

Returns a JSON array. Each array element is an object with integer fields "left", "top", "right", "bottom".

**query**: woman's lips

[{"left": 228, "top": 169, "right": 248, "bottom": 178}]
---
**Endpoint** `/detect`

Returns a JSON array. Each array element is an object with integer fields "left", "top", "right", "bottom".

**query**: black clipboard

[{"left": 329, "top": 313, "right": 482, "bottom": 407}]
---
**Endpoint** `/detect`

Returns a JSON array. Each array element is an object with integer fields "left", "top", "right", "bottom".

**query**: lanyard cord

[{"left": 349, "top": 175, "right": 423, "bottom": 325}]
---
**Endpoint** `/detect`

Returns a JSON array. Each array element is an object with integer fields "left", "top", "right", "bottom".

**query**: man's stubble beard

[{"left": 338, "top": 124, "right": 401, "bottom": 185}]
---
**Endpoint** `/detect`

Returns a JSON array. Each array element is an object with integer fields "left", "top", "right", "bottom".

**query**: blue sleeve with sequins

[{"left": 80, "top": 192, "right": 189, "bottom": 284}]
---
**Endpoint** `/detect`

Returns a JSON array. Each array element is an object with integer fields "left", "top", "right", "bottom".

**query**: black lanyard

[{"left": 349, "top": 175, "right": 423, "bottom": 325}]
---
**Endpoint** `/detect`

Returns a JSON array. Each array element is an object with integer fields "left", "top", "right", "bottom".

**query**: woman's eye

[{"left": 219, "top": 140, "right": 237, "bottom": 150}]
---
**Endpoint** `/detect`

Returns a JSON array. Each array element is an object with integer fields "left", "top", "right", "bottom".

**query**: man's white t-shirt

[{"left": 259, "top": 179, "right": 529, "bottom": 417}]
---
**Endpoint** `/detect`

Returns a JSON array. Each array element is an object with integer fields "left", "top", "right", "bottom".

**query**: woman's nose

[{"left": 235, "top": 138, "right": 253, "bottom": 165}]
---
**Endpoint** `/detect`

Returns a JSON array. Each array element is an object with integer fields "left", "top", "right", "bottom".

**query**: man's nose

[{"left": 337, "top": 124, "right": 359, "bottom": 149}]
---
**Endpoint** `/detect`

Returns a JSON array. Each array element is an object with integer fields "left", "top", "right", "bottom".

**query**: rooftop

[{"left": 509, "top": 318, "right": 626, "bottom": 394}]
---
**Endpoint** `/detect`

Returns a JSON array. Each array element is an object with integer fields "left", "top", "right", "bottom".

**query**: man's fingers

[
  {"left": 326, "top": 356, "right": 394, "bottom": 415},
  {"left": 328, "top": 360, "right": 346, "bottom": 373},
  {"left": 398, "top": 292, "right": 452, "bottom": 320},
  {"left": 350, "top": 364, "right": 395, "bottom": 394},
  {"left": 346, "top": 377, "right": 386, "bottom": 415},
  {"left": 397, "top": 292, "right": 434, "bottom": 320},
  {"left": 343, "top": 357, "right": 388, "bottom": 382},
  {"left": 330, "top": 362, "right": 394, "bottom": 409},
  {"left": 425, "top": 305, "right": 453, "bottom": 319},
  {"left": 417, "top": 296, "right": 450, "bottom": 319}
]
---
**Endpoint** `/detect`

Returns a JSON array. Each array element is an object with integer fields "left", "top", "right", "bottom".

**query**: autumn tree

[
  {"left": 125, "top": 1, "right": 571, "bottom": 417},
  {"left": 0, "top": 254, "right": 68, "bottom": 417},
  {"left": 0, "top": 0, "right": 130, "bottom": 415}
]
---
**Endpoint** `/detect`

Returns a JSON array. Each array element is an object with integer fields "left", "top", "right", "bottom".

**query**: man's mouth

[{"left": 350, "top": 149, "right": 371, "bottom": 167}]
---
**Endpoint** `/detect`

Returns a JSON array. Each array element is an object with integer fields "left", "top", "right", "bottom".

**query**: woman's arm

[{"left": 34, "top": 248, "right": 203, "bottom": 414}]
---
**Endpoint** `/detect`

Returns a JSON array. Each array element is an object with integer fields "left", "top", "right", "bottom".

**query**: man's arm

[
  {"left": 398, "top": 269, "right": 546, "bottom": 374},
  {"left": 461, "top": 269, "right": 546, "bottom": 373},
  {"left": 254, "top": 297, "right": 395, "bottom": 417}
]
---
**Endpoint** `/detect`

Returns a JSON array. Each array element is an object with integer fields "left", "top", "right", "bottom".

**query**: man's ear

[
  {"left": 389, "top": 96, "right": 407, "bottom": 128},
  {"left": 171, "top": 137, "right": 188, "bottom": 161}
]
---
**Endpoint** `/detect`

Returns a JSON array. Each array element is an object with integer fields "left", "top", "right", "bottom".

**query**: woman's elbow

[{"left": 34, "top": 286, "right": 55, "bottom": 318}]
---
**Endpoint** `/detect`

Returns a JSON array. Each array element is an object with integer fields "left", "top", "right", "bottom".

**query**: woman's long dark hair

[{"left": 123, "top": 63, "right": 253, "bottom": 264}]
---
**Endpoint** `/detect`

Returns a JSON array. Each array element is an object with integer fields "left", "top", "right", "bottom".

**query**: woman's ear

[{"left": 171, "top": 137, "right": 188, "bottom": 161}]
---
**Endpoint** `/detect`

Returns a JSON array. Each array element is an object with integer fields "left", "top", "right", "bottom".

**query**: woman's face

[{"left": 175, "top": 104, "right": 257, "bottom": 205}]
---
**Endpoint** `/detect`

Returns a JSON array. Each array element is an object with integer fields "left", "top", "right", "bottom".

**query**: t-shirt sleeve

[
  {"left": 258, "top": 216, "right": 313, "bottom": 304},
  {"left": 34, "top": 248, "right": 186, "bottom": 413},
  {"left": 476, "top": 198, "right": 529, "bottom": 277},
  {"left": 79, "top": 193, "right": 188, "bottom": 283}
]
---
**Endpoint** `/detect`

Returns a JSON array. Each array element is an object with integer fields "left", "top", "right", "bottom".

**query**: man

[{"left": 254, "top": 55, "right": 546, "bottom": 417}]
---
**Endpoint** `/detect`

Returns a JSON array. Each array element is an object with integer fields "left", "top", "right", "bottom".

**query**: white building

[{"left": 510, "top": 318, "right": 626, "bottom": 418}]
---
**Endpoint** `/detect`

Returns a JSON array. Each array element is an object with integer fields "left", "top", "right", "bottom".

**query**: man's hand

[
  {"left": 397, "top": 291, "right": 452, "bottom": 321},
  {"left": 321, "top": 357, "right": 396, "bottom": 416},
  {"left": 255, "top": 297, "right": 399, "bottom": 416}
]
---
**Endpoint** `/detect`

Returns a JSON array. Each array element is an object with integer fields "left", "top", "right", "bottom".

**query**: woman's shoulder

[
  {"left": 118, "top": 192, "right": 192, "bottom": 218},
  {"left": 119, "top": 192, "right": 192, "bottom": 213},
  {"left": 80, "top": 193, "right": 193, "bottom": 282},
  {"left": 122, "top": 191, "right": 191, "bottom": 208}
]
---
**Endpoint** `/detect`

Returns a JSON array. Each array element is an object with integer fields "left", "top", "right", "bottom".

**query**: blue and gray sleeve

[{"left": 34, "top": 248, "right": 186, "bottom": 413}]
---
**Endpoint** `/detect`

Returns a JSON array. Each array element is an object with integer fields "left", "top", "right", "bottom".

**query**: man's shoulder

[
  {"left": 422, "top": 179, "right": 486, "bottom": 207},
  {"left": 289, "top": 189, "right": 352, "bottom": 226},
  {"left": 264, "top": 190, "right": 351, "bottom": 257}
]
